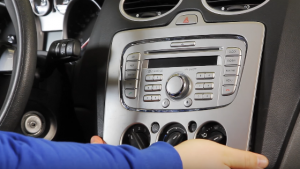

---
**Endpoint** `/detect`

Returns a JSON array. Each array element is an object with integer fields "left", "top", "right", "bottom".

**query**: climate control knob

[
  {"left": 122, "top": 124, "right": 150, "bottom": 149},
  {"left": 158, "top": 123, "right": 187, "bottom": 146},
  {"left": 166, "top": 73, "right": 190, "bottom": 100}
]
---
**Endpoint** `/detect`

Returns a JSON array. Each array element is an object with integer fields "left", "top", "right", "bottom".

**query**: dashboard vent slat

[
  {"left": 122, "top": 0, "right": 180, "bottom": 19},
  {"left": 206, "top": 0, "right": 266, "bottom": 12}
]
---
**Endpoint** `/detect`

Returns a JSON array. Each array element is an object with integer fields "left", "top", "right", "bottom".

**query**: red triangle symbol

[{"left": 183, "top": 17, "right": 189, "bottom": 23}]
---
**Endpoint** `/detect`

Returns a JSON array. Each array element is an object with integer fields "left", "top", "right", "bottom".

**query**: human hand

[
  {"left": 174, "top": 139, "right": 269, "bottom": 169},
  {"left": 90, "top": 136, "right": 106, "bottom": 144}
]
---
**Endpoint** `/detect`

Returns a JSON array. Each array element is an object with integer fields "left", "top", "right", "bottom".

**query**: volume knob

[{"left": 166, "top": 73, "right": 190, "bottom": 100}]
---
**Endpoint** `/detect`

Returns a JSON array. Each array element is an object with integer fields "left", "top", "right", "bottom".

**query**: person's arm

[
  {"left": 0, "top": 131, "right": 182, "bottom": 169},
  {"left": 92, "top": 136, "right": 269, "bottom": 169}
]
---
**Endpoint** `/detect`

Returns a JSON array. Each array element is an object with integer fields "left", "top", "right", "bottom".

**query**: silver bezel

[
  {"left": 119, "top": 0, "right": 183, "bottom": 22},
  {"left": 201, "top": 0, "right": 270, "bottom": 15},
  {"left": 119, "top": 35, "right": 247, "bottom": 112},
  {"left": 104, "top": 11, "right": 265, "bottom": 150}
]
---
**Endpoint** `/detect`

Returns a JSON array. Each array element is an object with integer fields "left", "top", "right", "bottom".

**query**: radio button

[
  {"left": 195, "top": 83, "right": 204, "bottom": 90},
  {"left": 152, "top": 95, "right": 161, "bottom": 101},
  {"left": 162, "top": 99, "right": 170, "bottom": 108},
  {"left": 184, "top": 98, "right": 193, "bottom": 107},
  {"left": 196, "top": 73, "right": 205, "bottom": 79},
  {"left": 202, "top": 93, "right": 213, "bottom": 100},
  {"left": 146, "top": 75, "right": 154, "bottom": 81},
  {"left": 223, "top": 76, "right": 238, "bottom": 85},
  {"left": 171, "top": 41, "right": 196, "bottom": 47},
  {"left": 224, "top": 66, "right": 240, "bottom": 76},
  {"left": 204, "top": 73, "right": 215, "bottom": 79},
  {"left": 176, "top": 15, "right": 198, "bottom": 25},
  {"left": 125, "top": 89, "right": 137, "bottom": 99},
  {"left": 126, "top": 61, "right": 140, "bottom": 70},
  {"left": 194, "top": 94, "right": 203, "bottom": 100},
  {"left": 225, "top": 56, "right": 241, "bottom": 66},
  {"left": 153, "top": 75, "right": 163, "bottom": 81},
  {"left": 125, "top": 80, "right": 138, "bottom": 89},
  {"left": 204, "top": 83, "right": 214, "bottom": 89},
  {"left": 152, "top": 84, "right": 162, "bottom": 91},
  {"left": 226, "top": 48, "right": 242, "bottom": 56},
  {"left": 144, "top": 95, "right": 152, "bottom": 102},
  {"left": 127, "top": 53, "right": 141, "bottom": 61},
  {"left": 222, "top": 85, "right": 236, "bottom": 96},
  {"left": 125, "top": 70, "right": 139, "bottom": 80},
  {"left": 145, "top": 85, "right": 153, "bottom": 92}
]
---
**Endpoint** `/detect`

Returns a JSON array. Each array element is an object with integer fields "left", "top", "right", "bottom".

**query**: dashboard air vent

[
  {"left": 120, "top": 0, "right": 182, "bottom": 21},
  {"left": 203, "top": 0, "right": 269, "bottom": 14}
]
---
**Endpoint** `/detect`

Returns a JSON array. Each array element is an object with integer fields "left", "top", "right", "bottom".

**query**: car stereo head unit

[{"left": 120, "top": 36, "right": 247, "bottom": 112}]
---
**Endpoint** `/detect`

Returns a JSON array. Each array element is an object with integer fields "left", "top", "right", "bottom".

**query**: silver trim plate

[{"left": 104, "top": 11, "right": 265, "bottom": 151}]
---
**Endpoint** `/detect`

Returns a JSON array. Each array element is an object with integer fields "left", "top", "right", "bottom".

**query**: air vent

[
  {"left": 120, "top": 0, "right": 182, "bottom": 21},
  {"left": 202, "top": 0, "right": 269, "bottom": 15}
]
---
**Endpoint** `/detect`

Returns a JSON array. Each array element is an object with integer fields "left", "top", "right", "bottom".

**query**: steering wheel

[{"left": 0, "top": 0, "right": 36, "bottom": 131}]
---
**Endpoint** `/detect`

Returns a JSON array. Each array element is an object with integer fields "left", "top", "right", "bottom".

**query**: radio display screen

[{"left": 148, "top": 56, "right": 218, "bottom": 68}]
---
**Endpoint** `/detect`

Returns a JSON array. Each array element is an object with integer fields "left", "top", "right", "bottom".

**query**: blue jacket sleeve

[{"left": 0, "top": 131, "right": 182, "bottom": 169}]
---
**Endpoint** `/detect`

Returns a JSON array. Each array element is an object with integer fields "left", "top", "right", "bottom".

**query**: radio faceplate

[{"left": 121, "top": 38, "right": 247, "bottom": 111}]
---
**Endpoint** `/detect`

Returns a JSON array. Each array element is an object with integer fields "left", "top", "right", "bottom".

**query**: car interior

[{"left": 0, "top": 0, "right": 299, "bottom": 168}]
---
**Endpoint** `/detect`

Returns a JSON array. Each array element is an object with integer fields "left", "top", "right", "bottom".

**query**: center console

[{"left": 104, "top": 11, "right": 265, "bottom": 150}]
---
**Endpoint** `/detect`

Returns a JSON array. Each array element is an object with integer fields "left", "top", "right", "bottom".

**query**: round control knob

[
  {"left": 158, "top": 123, "right": 187, "bottom": 146},
  {"left": 166, "top": 73, "right": 190, "bottom": 100},
  {"left": 122, "top": 124, "right": 150, "bottom": 150},
  {"left": 196, "top": 122, "right": 227, "bottom": 145}
]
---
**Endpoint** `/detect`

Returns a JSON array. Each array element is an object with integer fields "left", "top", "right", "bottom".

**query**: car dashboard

[{"left": 2, "top": 0, "right": 300, "bottom": 168}]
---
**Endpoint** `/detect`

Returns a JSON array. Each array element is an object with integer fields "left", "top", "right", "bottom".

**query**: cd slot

[{"left": 144, "top": 47, "right": 221, "bottom": 55}]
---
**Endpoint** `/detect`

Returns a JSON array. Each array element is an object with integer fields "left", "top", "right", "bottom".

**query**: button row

[
  {"left": 194, "top": 93, "right": 213, "bottom": 100},
  {"left": 196, "top": 72, "right": 215, "bottom": 80},
  {"left": 195, "top": 83, "right": 214, "bottom": 90},
  {"left": 146, "top": 74, "right": 163, "bottom": 82},
  {"left": 144, "top": 95, "right": 161, "bottom": 102},
  {"left": 222, "top": 48, "right": 242, "bottom": 96},
  {"left": 145, "top": 84, "right": 162, "bottom": 92},
  {"left": 125, "top": 53, "right": 141, "bottom": 99}
]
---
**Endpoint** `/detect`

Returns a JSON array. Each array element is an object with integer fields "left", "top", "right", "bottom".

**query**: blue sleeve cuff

[{"left": 139, "top": 142, "right": 183, "bottom": 169}]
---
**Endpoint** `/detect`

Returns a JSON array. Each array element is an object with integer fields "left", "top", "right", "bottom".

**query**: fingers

[
  {"left": 222, "top": 147, "right": 269, "bottom": 169},
  {"left": 90, "top": 136, "right": 106, "bottom": 144}
]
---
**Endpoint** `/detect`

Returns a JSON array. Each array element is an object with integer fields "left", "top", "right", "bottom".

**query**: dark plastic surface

[
  {"left": 148, "top": 56, "right": 218, "bottom": 68},
  {"left": 71, "top": 0, "right": 300, "bottom": 167}
]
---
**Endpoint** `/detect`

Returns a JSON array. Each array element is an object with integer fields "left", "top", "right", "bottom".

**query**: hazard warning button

[{"left": 176, "top": 15, "right": 198, "bottom": 25}]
